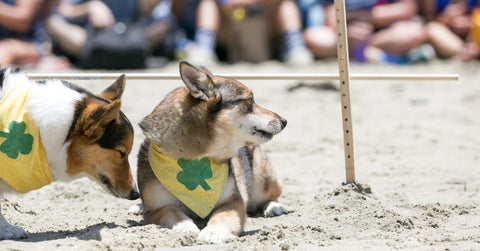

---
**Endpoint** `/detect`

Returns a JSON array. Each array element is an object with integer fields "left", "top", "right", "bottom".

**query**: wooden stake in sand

[{"left": 334, "top": 0, "right": 355, "bottom": 183}]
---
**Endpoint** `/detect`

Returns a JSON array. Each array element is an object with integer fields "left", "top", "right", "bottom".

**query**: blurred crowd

[{"left": 1, "top": 0, "right": 480, "bottom": 69}]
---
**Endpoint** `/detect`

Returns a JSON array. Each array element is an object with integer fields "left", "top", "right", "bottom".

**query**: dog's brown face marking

[
  {"left": 96, "top": 112, "right": 131, "bottom": 151},
  {"left": 217, "top": 80, "right": 255, "bottom": 114},
  {"left": 66, "top": 76, "right": 138, "bottom": 200},
  {"left": 211, "top": 76, "right": 287, "bottom": 145}
]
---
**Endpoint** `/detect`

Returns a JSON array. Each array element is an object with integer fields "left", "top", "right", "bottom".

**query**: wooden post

[{"left": 334, "top": 0, "right": 355, "bottom": 183}]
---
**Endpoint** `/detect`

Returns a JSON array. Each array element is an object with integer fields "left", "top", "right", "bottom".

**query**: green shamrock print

[
  {"left": 0, "top": 121, "right": 34, "bottom": 159},
  {"left": 176, "top": 158, "right": 213, "bottom": 191}
]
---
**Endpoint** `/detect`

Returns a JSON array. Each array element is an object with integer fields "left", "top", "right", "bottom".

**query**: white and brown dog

[
  {"left": 0, "top": 68, "right": 139, "bottom": 240},
  {"left": 137, "top": 61, "right": 288, "bottom": 244}
]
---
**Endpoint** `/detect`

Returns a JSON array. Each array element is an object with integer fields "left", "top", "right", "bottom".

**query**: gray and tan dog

[{"left": 137, "top": 61, "right": 288, "bottom": 243}]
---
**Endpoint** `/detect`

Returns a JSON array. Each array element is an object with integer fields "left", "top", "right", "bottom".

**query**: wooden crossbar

[{"left": 27, "top": 73, "right": 458, "bottom": 81}]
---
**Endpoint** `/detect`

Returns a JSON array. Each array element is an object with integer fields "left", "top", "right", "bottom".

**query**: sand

[{"left": 1, "top": 60, "right": 479, "bottom": 250}]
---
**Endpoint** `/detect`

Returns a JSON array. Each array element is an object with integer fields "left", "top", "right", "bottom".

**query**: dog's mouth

[
  {"left": 252, "top": 126, "right": 274, "bottom": 140},
  {"left": 99, "top": 173, "right": 121, "bottom": 198},
  {"left": 97, "top": 172, "right": 139, "bottom": 200}
]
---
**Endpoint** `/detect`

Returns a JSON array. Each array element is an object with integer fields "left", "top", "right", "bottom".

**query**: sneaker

[
  {"left": 284, "top": 47, "right": 314, "bottom": 66},
  {"left": 406, "top": 43, "right": 436, "bottom": 64},
  {"left": 185, "top": 46, "right": 218, "bottom": 66}
]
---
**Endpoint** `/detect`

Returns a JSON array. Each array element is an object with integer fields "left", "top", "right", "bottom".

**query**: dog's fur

[
  {"left": 0, "top": 68, "right": 139, "bottom": 240},
  {"left": 137, "top": 61, "right": 288, "bottom": 243}
]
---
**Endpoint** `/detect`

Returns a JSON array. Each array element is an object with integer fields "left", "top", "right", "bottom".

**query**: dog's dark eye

[
  {"left": 243, "top": 97, "right": 254, "bottom": 112},
  {"left": 117, "top": 150, "right": 126, "bottom": 158},
  {"left": 221, "top": 99, "right": 241, "bottom": 108},
  {"left": 221, "top": 97, "right": 254, "bottom": 111}
]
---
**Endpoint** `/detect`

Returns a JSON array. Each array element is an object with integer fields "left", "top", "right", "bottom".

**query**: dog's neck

[
  {"left": 26, "top": 80, "right": 85, "bottom": 181},
  {"left": 149, "top": 140, "right": 234, "bottom": 164},
  {"left": 148, "top": 133, "right": 245, "bottom": 165}
]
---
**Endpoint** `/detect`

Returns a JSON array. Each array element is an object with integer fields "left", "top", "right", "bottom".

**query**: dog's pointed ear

[
  {"left": 179, "top": 61, "right": 216, "bottom": 101},
  {"left": 99, "top": 74, "right": 126, "bottom": 101},
  {"left": 82, "top": 100, "right": 121, "bottom": 140}
]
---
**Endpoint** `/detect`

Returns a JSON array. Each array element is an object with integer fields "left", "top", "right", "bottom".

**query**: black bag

[{"left": 80, "top": 22, "right": 150, "bottom": 69}]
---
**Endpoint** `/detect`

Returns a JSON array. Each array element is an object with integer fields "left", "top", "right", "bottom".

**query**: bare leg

[
  {"left": 426, "top": 21, "right": 463, "bottom": 58},
  {"left": 0, "top": 39, "right": 39, "bottom": 66},
  {"left": 197, "top": 0, "right": 219, "bottom": 32},
  {"left": 267, "top": 0, "right": 313, "bottom": 64},
  {"left": 304, "top": 26, "right": 337, "bottom": 58},
  {"left": 370, "top": 20, "right": 427, "bottom": 55},
  {"left": 46, "top": 15, "right": 87, "bottom": 58},
  {"left": 185, "top": 0, "right": 221, "bottom": 65},
  {"left": 276, "top": 0, "right": 302, "bottom": 33}
]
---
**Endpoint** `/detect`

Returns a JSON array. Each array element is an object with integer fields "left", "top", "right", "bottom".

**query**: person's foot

[
  {"left": 406, "top": 43, "right": 436, "bottom": 64},
  {"left": 284, "top": 47, "right": 314, "bottom": 65},
  {"left": 185, "top": 46, "right": 218, "bottom": 66},
  {"left": 456, "top": 41, "right": 479, "bottom": 62}
]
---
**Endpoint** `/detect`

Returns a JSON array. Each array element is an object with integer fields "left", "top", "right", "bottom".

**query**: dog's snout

[
  {"left": 129, "top": 189, "right": 140, "bottom": 200},
  {"left": 280, "top": 117, "right": 287, "bottom": 130}
]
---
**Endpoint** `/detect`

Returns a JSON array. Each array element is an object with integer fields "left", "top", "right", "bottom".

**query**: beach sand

[{"left": 1, "top": 61, "right": 479, "bottom": 250}]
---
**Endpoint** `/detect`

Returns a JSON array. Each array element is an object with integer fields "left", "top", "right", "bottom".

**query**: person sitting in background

[
  {"left": 184, "top": 0, "right": 314, "bottom": 65},
  {"left": 46, "top": 0, "right": 175, "bottom": 69},
  {"left": 340, "top": 0, "right": 433, "bottom": 64},
  {"left": 420, "top": 0, "right": 476, "bottom": 60},
  {"left": 303, "top": 0, "right": 385, "bottom": 62},
  {"left": 298, "top": 0, "right": 337, "bottom": 60},
  {"left": 0, "top": 0, "right": 55, "bottom": 66},
  {"left": 300, "top": 0, "right": 430, "bottom": 64}
]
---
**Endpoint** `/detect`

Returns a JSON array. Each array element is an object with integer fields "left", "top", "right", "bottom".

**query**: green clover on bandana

[
  {"left": 0, "top": 121, "right": 34, "bottom": 159},
  {"left": 176, "top": 158, "right": 213, "bottom": 191}
]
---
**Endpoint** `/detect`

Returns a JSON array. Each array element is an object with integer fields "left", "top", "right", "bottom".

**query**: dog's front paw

[
  {"left": 128, "top": 204, "right": 144, "bottom": 215},
  {"left": 172, "top": 220, "right": 200, "bottom": 234},
  {"left": 263, "top": 201, "right": 289, "bottom": 217},
  {"left": 0, "top": 224, "right": 28, "bottom": 240},
  {"left": 197, "top": 225, "right": 236, "bottom": 244}
]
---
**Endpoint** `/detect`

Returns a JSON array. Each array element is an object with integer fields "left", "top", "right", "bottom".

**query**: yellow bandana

[
  {"left": 148, "top": 142, "right": 228, "bottom": 218},
  {"left": 0, "top": 81, "right": 54, "bottom": 193}
]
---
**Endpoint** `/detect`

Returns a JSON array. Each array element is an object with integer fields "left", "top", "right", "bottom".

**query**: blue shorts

[{"left": 298, "top": 0, "right": 326, "bottom": 28}]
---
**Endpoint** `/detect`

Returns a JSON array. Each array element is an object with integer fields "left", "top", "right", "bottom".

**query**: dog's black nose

[
  {"left": 129, "top": 189, "right": 140, "bottom": 200},
  {"left": 280, "top": 117, "right": 287, "bottom": 129}
]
